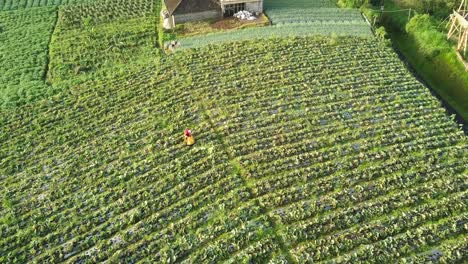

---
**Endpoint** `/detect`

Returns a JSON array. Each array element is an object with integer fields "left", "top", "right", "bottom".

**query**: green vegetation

[
  {"left": 0, "top": 0, "right": 97, "bottom": 11},
  {"left": 176, "top": 0, "right": 371, "bottom": 49},
  {"left": 266, "top": 8, "right": 365, "bottom": 25},
  {"left": 337, "top": 0, "right": 368, "bottom": 8},
  {"left": 397, "top": 0, "right": 458, "bottom": 18},
  {"left": 48, "top": 0, "right": 160, "bottom": 85},
  {"left": 372, "top": 0, "right": 468, "bottom": 120},
  {"left": 0, "top": 7, "right": 57, "bottom": 107},
  {"left": 1, "top": 37, "right": 467, "bottom": 263},
  {"left": 171, "top": 15, "right": 270, "bottom": 37},
  {"left": 178, "top": 25, "right": 372, "bottom": 49},
  {"left": 1, "top": 0, "right": 467, "bottom": 262},
  {"left": 264, "top": 0, "right": 335, "bottom": 9},
  {"left": 405, "top": 14, "right": 451, "bottom": 58}
]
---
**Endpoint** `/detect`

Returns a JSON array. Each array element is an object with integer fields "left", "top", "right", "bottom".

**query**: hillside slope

[{"left": 1, "top": 37, "right": 466, "bottom": 263}]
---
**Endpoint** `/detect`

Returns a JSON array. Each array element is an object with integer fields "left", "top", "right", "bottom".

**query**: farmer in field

[{"left": 184, "top": 128, "right": 195, "bottom": 146}]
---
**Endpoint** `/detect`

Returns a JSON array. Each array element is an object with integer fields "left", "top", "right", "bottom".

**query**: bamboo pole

[{"left": 463, "top": 30, "right": 468, "bottom": 56}]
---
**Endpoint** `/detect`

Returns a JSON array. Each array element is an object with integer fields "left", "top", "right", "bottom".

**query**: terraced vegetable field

[
  {"left": 178, "top": 25, "right": 372, "bottom": 50},
  {"left": 264, "top": 0, "right": 335, "bottom": 9},
  {"left": 0, "top": 7, "right": 57, "bottom": 107},
  {"left": 0, "top": 0, "right": 96, "bottom": 11},
  {"left": 266, "top": 8, "right": 365, "bottom": 25},
  {"left": 1, "top": 37, "right": 466, "bottom": 263},
  {"left": 264, "top": 0, "right": 368, "bottom": 28},
  {"left": 177, "top": 0, "right": 371, "bottom": 49},
  {"left": 48, "top": 0, "right": 160, "bottom": 84}
]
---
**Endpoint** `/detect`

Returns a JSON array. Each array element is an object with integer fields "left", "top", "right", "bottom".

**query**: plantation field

[
  {"left": 48, "top": 0, "right": 160, "bottom": 85},
  {"left": 0, "top": 0, "right": 95, "bottom": 11},
  {"left": 266, "top": 8, "right": 365, "bottom": 26},
  {"left": 264, "top": 0, "right": 335, "bottom": 9},
  {"left": 1, "top": 37, "right": 466, "bottom": 263},
  {"left": 0, "top": 7, "right": 57, "bottom": 107},
  {"left": 177, "top": 0, "right": 371, "bottom": 49},
  {"left": 178, "top": 25, "right": 372, "bottom": 50}
]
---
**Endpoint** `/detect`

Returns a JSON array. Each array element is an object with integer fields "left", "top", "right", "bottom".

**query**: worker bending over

[{"left": 184, "top": 128, "right": 195, "bottom": 146}]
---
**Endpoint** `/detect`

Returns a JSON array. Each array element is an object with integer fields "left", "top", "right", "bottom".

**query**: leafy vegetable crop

[
  {"left": 48, "top": 0, "right": 160, "bottom": 85},
  {"left": 0, "top": 7, "right": 57, "bottom": 107},
  {"left": 1, "top": 36, "right": 466, "bottom": 263},
  {"left": 177, "top": 0, "right": 371, "bottom": 49},
  {"left": 0, "top": 0, "right": 97, "bottom": 11},
  {"left": 178, "top": 24, "right": 372, "bottom": 50}
]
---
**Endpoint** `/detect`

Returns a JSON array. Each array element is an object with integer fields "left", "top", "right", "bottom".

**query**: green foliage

[
  {"left": 361, "top": 4, "right": 381, "bottom": 23},
  {"left": 405, "top": 14, "right": 451, "bottom": 58},
  {"left": 0, "top": 1, "right": 466, "bottom": 262},
  {"left": 0, "top": 0, "right": 98, "bottom": 11},
  {"left": 48, "top": 0, "right": 160, "bottom": 84},
  {"left": 58, "top": 0, "right": 157, "bottom": 27},
  {"left": 337, "top": 0, "right": 369, "bottom": 8},
  {"left": 177, "top": 1, "right": 372, "bottom": 49},
  {"left": 178, "top": 25, "right": 372, "bottom": 49},
  {"left": 375, "top": 1, "right": 468, "bottom": 118},
  {"left": 266, "top": 8, "right": 366, "bottom": 26},
  {"left": 399, "top": 0, "right": 458, "bottom": 17},
  {"left": 375, "top": 26, "right": 391, "bottom": 45},
  {"left": 264, "top": 0, "right": 335, "bottom": 9},
  {"left": 1, "top": 37, "right": 466, "bottom": 263},
  {"left": 0, "top": 7, "right": 58, "bottom": 108}
]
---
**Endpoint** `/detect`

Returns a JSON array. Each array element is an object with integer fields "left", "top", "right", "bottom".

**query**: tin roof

[
  {"left": 164, "top": 0, "right": 183, "bottom": 15},
  {"left": 165, "top": 0, "right": 221, "bottom": 15}
]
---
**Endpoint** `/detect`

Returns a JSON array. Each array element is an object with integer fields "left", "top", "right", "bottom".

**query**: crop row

[
  {"left": 58, "top": 0, "right": 157, "bottom": 28},
  {"left": 177, "top": 37, "right": 467, "bottom": 261},
  {"left": 1, "top": 36, "right": 466, "bottom": 262},
  {"left": 290, "top": 191, "right": 467, "bottom": 262},
  {"left": 266, "top": 8, "right": 365, "bottom": 26},
  {"left": 48, "top": 0, "right": 159, "bottom": 84},
  {"left": 0, "top": 0, "right": 96, "bottom": 11},
  {"left": 0, "top": 6, "right": 56, "bottom": 107},
  {"left": 264, "top": 0, "right": 335, "bottom": 9},
  {"left": 178, "top": 25, "right": 372, "bottom": 49}
]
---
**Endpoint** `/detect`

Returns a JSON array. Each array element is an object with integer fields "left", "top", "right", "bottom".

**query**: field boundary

[
  {"left": 198, "top": 101, "right": 297, "bottom": 263},
  {"left": 391, "top": 42, "right": 468, "bottom": 134},
  {"left": 43, "top": 7, "right": 59, "bottom": 85}
]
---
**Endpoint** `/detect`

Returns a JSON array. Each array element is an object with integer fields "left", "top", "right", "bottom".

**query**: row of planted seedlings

[
  {"left": 266, "top": 8, "right": 365, "bottom": 25},
  {"left": 179, "top": 26, "right": 373, "bottom": 49},
  {"left": 58, "top": 0, "right": 158, "bottom": 28},
  {"left": 1, "top": 98, "right": 212, "bottom": 260},
  {"left": 1, "top": 42, "right": 305, "bottom": 262},
  {"left": 331, "top": 212, "right": 467, "bottom": 263},
  {"left": 59, "top": 60, "right": 289, "bottom": 263},
  {"left": 0, "top": 65, "right": 226, "bottom": 262},
  {"left": 181, "top": 36, "right": 467, "bottom": 261},
  {"left": 401, "top": 236, "right": 467, "bottom": 263},
  {"left": 0, "top": 6, "right": 57, "bottom": 107},
  {"left": 1, "top": 66, "right": 174, "bottom": 222},
  {"left": 2, "top": 36, "right": 467, "bottom": 262},
  {"left": 290, "top": 190, "right": 467, "bottom": 262},
  {"left": 0, "top": 0, "right": 94, "bottom": 11}
]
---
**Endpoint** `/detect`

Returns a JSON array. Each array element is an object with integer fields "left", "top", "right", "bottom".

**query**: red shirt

[{"left": 184, "top": 129, "right": 192, "bottom": 137}]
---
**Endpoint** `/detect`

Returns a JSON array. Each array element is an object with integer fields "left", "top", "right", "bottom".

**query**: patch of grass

[
  {"left": 48, "top": 0, "right": 160, "bottom": 86},
  {"left": 390, "top": 32, "right": 468, "bottom": 119},
  {"left": 173, "top": 14, "right": 270, "bottom": 39},
  {"left": 0, "top": 7, "right": 58, "bottom": 108},
  {"left": 379, "top": 0, "right": 468, "bottom": 121}
]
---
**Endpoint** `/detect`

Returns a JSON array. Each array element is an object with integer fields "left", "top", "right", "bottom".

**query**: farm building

[{"left": 162, "top": 0, "right": 264, "bottom": 29}]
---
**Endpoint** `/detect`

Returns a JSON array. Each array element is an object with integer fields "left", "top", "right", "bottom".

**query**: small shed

[
  {"left": 162, "top": 0, "right": 263, "bottom": 29},
  {"left": 220, "top": 0, "right": 263, "bottom": 17}
]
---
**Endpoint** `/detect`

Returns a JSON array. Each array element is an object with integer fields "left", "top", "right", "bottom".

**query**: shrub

[
  {"left": 337, "top": 0, "right": 369, "bottom": 8},
  {"left": 405, "top": 14, "right": 451, "bottom": 58}
]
